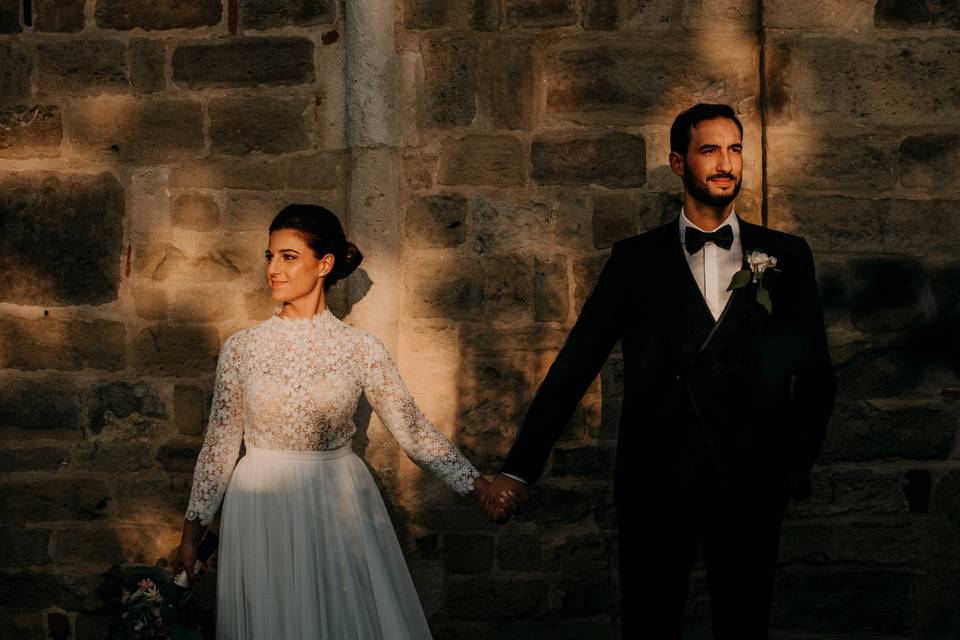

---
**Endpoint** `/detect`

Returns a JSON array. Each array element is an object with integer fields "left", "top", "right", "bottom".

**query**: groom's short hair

[{"left": 670, "top": 103, "right": 743, "bottom": 155}]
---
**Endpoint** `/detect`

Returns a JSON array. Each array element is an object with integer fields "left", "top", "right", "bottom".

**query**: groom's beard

[{"left": 683, "top": 161, "right": 742, "bottom": 208}]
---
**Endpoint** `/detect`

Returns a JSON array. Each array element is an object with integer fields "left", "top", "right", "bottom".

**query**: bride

[{"left": 174, "top": 204, "right": 498, "bottom": 639}]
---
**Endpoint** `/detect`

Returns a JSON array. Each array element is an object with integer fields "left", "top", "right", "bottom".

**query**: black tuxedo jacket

[{"left": 501, "top": 215, "right": 836, "bottom": 505}]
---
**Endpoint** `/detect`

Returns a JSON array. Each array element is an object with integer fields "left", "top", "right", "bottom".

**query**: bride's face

[{"left": 265, "top": 229, "right": 334, "bottom": 303}]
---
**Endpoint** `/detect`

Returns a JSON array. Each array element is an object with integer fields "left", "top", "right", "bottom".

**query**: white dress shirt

[{"left": 678, "top": 208, "right": 744, "bottom": 322}]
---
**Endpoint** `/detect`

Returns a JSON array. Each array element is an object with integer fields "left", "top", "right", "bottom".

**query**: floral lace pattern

[{"left": 184, "top": 309, "right": 480, "bottom": 526}]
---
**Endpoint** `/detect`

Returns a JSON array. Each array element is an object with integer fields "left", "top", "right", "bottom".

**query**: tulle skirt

[{"left": 215, "top": 445, "right": 433, "bottom": 640}]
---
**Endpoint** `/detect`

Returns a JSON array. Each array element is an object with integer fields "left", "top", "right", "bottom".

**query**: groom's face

[{"left": 676, "top": 117, "right": 743, "bottom": 208}]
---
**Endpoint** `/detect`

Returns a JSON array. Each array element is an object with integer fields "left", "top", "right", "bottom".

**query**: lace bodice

[{"left": 184, "top": 309, "right": 481, "bottom": 526}]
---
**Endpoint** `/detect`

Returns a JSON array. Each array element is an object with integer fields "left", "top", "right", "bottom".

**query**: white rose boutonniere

[{"left": 727, "top": 250, "right": 779, "bottom": 314}]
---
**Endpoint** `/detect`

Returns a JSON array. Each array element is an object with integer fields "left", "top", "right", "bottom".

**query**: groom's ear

[{"left": 669, "top": 151, "right": 685, "bottom": 177}]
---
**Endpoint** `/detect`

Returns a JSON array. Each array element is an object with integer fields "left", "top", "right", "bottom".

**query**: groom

[{"left": 482, "top": 104, "right": 835, "bottom": 638}]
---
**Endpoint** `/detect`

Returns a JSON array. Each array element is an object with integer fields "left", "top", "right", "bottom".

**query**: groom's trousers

[{"left": 617, "top": 457, "right": 789, "bottom": 640}]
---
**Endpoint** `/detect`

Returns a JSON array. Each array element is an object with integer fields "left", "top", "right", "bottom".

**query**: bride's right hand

[{"left": 174, "top": 540, "right": 199, "bottom": 584}]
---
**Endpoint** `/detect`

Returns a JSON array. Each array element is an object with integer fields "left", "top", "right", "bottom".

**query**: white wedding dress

[{"left": 184, "top": 309, "right": 480, "bottom": 639}]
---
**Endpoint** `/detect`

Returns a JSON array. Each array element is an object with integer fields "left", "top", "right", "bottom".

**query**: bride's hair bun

[{"left": 269, "top": 205, "right": 362, "bottom": 290}]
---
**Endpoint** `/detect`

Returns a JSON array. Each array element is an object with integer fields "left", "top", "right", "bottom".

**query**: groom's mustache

[{"left": 708, "top": 172, "right": 737, "bottom": 181}]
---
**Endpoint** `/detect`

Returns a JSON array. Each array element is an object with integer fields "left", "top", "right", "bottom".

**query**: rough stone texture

[
  {"left": 174, "top": 384, "right": 206, "bottom": 435},
  {"left": 172, "top": 193, "right": 220, "bottom": 231},
  {"left": 66, "top": 98, "right": 204, "bottom": 162},
  {"left": 133, "top": 323, "right": 221, "bottom": 376},
  {"left": 0, "top": 106, "right": 63, "bottom": 158},
  {"left": 443, "top": 534, "right": 494, "bottom": 574},
  {"left": 241, "top": 0, "right": 334, "bottom": 29},
  {"left": 0, "top": 43, "right": 31, "bottom": 103},
  {"left": 584, "top": 0, "right": 620, "bottom": 30},
  {"left": 95, "top": 0, "right": 222, "bottom": 31},
  {"left": 0, "top": 316, "right": 126, "bottom": 371},
  {"left": 505, "top": 0, "right": 576, "bottom": 28},
  {"left": 405, "top": 194, "right": 467, "bottom": 247},
  {"left": 172, "top": 38, "right": 315, "bottom": 88},
  {"left": 534, "top": 255, "right": 568, "bottom": 321},
  {"left": 766, "top": 133, "right": 898, "bottom": 192},
  {"left": 33, "top": 0, "right": 86, "bottom": 32},
  {"left": 87, "top": 381, "right": 166, "bottom": 435},
  {"left": 403, "top": 0, "right": 496, "bottom": 30},
  {"left": 875, "top": 0, "right": 960, "bottom": 29},
  {"left": 403, "top": 255, "right": 484, "bottom": 320},
  {"left": 628, "top": 0, "right": 758, "bottom": 31},
  {"left": 0, "top": 0, "right": 20, "bottom": 33},
  {"left": 36, "top": 40, "right": 128, "bottom": 95},
  {"left": 0, "top": 479, "right": 111, "bottom": 526},
  {"left": 479, "top": 36, "right": 533, "bottom": 130},
  {"left": 209, "top": 97, "right": 311, "bottom": 155},
  {"left": 0, "top": 378, "right": 81, "bottom": 437},
  {"left": 791, "top": 37, "right": 960, "bottom": 125},
  {"left": 129, "top": 39, "right": 167, "bottom": 93},
  {"left": 421, "top": 36, "right": 479, "bottom": 129},
  {"left": 899, "top": 134, "right": 960, "bottom": 190},
  {"left": 0, "top": 446, "right": 71, "bottom": 472},
  {"left": 0, "top": 528, "right": 51, "bottom": 566},
  {"left": 169, "top": 158, "right": 287, "bottom": 190},
  {"left": 532, "top": 131, "right": 646, "bottom": 187},
  {"left": 438, "top": 135, "right": 526, "bottom": 187},
  {"left": 287, "top": 152, "right": 340, "bottom": 190},
  {"left": 764, "top": 0, "right": 875, "bottom": 30},
  {"left": 482, "top": 254, "right": 534, "bottom": 324},
  {"left": 544, "top": 39, "right": 757, "bottom": 125},
  {"left": 0, "top": 172, "right": 124, "bottom": 305}
]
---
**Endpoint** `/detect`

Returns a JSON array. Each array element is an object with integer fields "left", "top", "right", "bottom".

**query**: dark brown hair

[
  {"left": 269, "top": 205, "right": 362, "bottom": 290},
  {"left": 670, "top": 103, "right": 743, "bottom": 155}
]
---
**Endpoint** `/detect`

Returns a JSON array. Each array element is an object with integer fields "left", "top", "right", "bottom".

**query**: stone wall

[{"left": 1, "top": 0, "right": 958, "bottom": 638}]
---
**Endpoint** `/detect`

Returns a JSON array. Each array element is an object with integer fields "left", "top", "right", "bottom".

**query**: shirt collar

[{"left": 678, "top": 207, "right": 740, "bottom": 250}]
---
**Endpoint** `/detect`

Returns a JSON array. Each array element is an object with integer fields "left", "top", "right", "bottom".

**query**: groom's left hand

[{"left": 482, "top": 474, "right": 529, "bottom": 524}]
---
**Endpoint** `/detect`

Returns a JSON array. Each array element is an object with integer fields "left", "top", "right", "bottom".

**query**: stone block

[
  {"left": 763, "top": 0, "right": 874, "bottom": 29},
  {"left": 572, "top": 253, "right": 609, "bottom": 310},
  {"left": 460, "top": 324, "right": 568, "bottom": 352},
  {"left": 0, "top": 571, "right": 94, "bottom": 610},
  {"left": 446, "top": 575, "right": 547, "bottom": 620},
  {"left": 174, "top": 384, "right": 206, "bottom": 436},
  {"left": 33, "top": 0, "right": 85, "bottom": 32},
  {"left": 0, "top": 316, "right": 126, "bottom": 371},
  {"left": 170, "top": 158, "right": 285, "bottom": 190},
  {"left": 241, "top": 0, "right": 334, "bottom": 29},
  {"left": 482, "top": 254, "right": 534, "bottom": 325},
  {"left": 95, "top": 0, "right": 222, "bottom": 30},
  {"left": 772, "top": 569, "right": 917, "bottom": 632},
  {"left": 899, "top": 134, "right": 960, "bottom": 190},
  {"left": 75, "top": 613, "right": 112, "bottom": 640},
  {"left": 405, "top": 194, "right": 467, "bottom": 248},
  {"left": 791, "top": 466, "right": 907, "bottom": 518},
  {"left": 53, "top": 525, "right": 179, "bottom": 565},
  {"left": 546, "top": 533, "right": 617, "bottom": 616},
  {"left": 791, "top": 37, "right": 960, "bottom": 125},
  {"left": 584, "top": 0, "right": 619, "bottom": 29},
  {"left": 112, "top": 476, "right": 191, "bottom": 524},
  {"left": 87, "top": 381, "right": 166, "bottom": 436},
  {"left": 0, "top": 0, "right": 20, "bottom": 33},
  {"left": 544, "top": 39, "right": 757, "bottom": 126},
  {"left": 505, "top": 0, "right": 576, "bottom": 27},
  {"left": 36, "top": 40, "right": 128, "bottom": 94},
  {"left": 171, "top": 287, "right": 236, "bottom": 322},
  {"left": 0, "top": 105, "right": 62, "bottom": 158},
  {"left": 130, "top": 166, "right": 170, "bottom": 233},
  {"left": 479, "top": 36, "right": 533, "bottom": 130},
  {"left": 438, "top": 135, "right": 525, "bottom": 187},
  {"left": 875, "top": 0, "right": 960, "bottom": 29},
  {"left": 76, "top": 442, "right": 154, "bottom": 472},
  {"left": 443, "top": 534, "right": 494, "bottom": 574},
  {"left": 532, "top": 131, "right": 646, "bottom": 187},
  {"left": 403, "top": 255, "right": 484, "bottom": 320},
  {"left": 457, "top": 352, "right": 532, "bottom": 448},
  {"left": 157, "top": 441, "right": 201, "bottom": 473},
  {"left": 224, "top": 192, "right": 282, "bottom": 231},
  {"left": 821, "top": 399, "right": 957, "bottom": 463},
  {"left": 496, "top": 534, "right": 541, "bottom": 571},
  {"left": 534, "top": 254, "right": 569, "bottom": 322},
  {"left": 422, "top": 36, "right": 479, "bottom": 129},
  {"left": 0, "top": 479, "right": 111, "bottom": 525},
  {"left": 847, "top": 258, "right": 925, "bottom": 333},
  {"left": 551, "top": 444, "right": 616, "bottom": 478},
  {"left": 523, "top": 482, "right": 604, "bottom": 525},
  {"left": 628, "top": 0, "right": 758, "bottom": 31},
  {"left": 209, "top": 97, "right": 310, "bottom": 155},
  {"left": 172, "top": 38, "right": 314, "bottom": 88},
  {"left": 172, "top": 193, "right": 220, "bottom": 231},
  {"left": 0, "top": 446, "right": 70, "bottom": 472},
  {"left": 133, "top": 323, "right": 221, "bottom": 376},
  {"left": 133, "top": 287, "right": 168, "bottom": 320},
  {"left": 0, "top": 43, "right": 30, "bottom": 104},
  {"left": 403, "top": 0, "right": 490, "bottom": 29},
  {"left": 769, "top": 193, "right": 960, "bottom": 257},
  {"left": 411, "top": 505, "right": 497, "bottom": 532},
  {"left": 0, "top": 172, "right": 123, "bottom": 305},
  {"left": 286, "top": 152, "right": 340, "bottom": 190},
  {"left": 832, "top": 517, "right": 927, "bottom": 565},
  {"left": 473, "top": 193, "right": 591, "bottom": 255},
  {"left": 0, "top": 378, "right": 81, "bottom": 437},
  {"left": 129, "top": 39, "right": 166, "bottom": 93},
  {"left": 66, "top": 97, "right": 204, "bottom": 162},
  {"left": 767, "top": 132, "right": 898, "bottom": 192},
  {"left": 0, "top": 528, "right": 50, "bottom": 565}
]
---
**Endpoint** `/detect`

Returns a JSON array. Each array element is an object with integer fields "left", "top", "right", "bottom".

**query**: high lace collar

[{"left": 269, "top": 308, "right": 336, "bottom": 327}]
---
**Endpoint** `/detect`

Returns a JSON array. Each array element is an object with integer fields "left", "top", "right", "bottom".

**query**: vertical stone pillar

[{"left": 343, "top": 0, "right": 400, "bottom": 350}]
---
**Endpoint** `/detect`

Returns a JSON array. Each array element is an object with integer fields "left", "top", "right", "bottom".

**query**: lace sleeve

[
  {"left": 184, "top": 333, "right": 245, "bottom": 526},
  {"left": 362, "top": 335, "right": 480, "bottom": 496}
]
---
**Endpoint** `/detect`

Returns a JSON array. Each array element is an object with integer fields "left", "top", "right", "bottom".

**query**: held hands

[{"left": 478, "top": 474, "right": 529, "bottom": 524}]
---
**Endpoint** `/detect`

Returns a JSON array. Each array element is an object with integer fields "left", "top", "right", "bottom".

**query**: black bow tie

[{"left": 684, "top": 224, "right": 734, "bottom": 254}]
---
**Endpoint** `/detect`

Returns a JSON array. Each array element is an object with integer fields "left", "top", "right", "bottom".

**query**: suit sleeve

[
  {"left": 500, "top": 242, "right": 625, "bottom": 484},
  {"left": 787, "top": 238, "right": 836, "bottom": 498}
]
